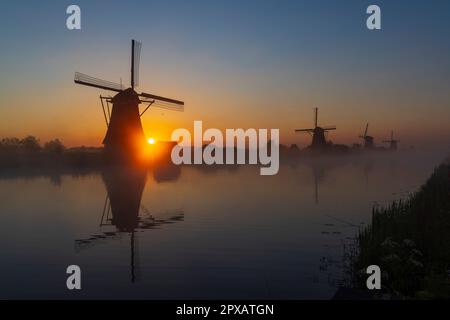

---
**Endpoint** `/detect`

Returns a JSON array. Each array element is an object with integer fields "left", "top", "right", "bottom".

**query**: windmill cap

[{"left": 112, "top": 88, "right": 140, "bottom": 104}]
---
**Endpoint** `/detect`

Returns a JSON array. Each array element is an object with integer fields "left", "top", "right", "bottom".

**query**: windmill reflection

[
  {"left": 101, "top": 166, "right": 147, "bottom": 232},
  {"left": 75, "top": 164, "right": 184, "bottom": 283},
  {"left": 303, "top": 160, "right": 332, "bottom": 205},
  {"left": 311, "top": 164, "right": 325, "bottom": 204},
  {"left": 288, "top": 160, "right": 327, "bottom": 204}
]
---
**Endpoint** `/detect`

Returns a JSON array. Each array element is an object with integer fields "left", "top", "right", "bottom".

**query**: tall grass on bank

[{"left": 354, "top": 162, "right": 450, "bottom": 298}]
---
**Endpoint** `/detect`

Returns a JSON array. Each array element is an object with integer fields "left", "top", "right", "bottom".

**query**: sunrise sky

[{"left": 0, "top": 0, "right": 449, "bottom": 148}]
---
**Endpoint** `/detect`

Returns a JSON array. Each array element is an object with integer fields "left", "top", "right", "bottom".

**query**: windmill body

[
  {"left": 359, "top": 123, "right": 374, "bottom": 149},
  {"left": 74, "top": 40, "right": 184, "bottom": 160},
  {"left": 311, "top": 127, "right": 327, "bottom": 148},
  {"left": 102, "top": 88, "right": 145, "bottom": 155},
  {"left": 295, "top": 108, "right": 336, "bottom": 149},
  {"left": 363, "top": 136, "right": 374, "bottom": 148},
  {"left": 390, "top": 140, "right": 398, "bottom": 150}
]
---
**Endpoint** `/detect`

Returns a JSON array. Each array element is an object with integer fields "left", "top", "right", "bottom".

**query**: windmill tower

[
  {"left": 383, "top": 130, "right": 399, "bottom": 150},
  {"left": 74, "top": 39, "right": 184, "bottom": 159},
  {"left": 295, "top": 108, "right": 336, "bottom": 149},
  {"left": 359, "top": 123, "right": 374, "bottom": 149}
]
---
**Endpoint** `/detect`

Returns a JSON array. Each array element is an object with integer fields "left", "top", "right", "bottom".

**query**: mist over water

[{"left": 0, "top": 148, "right": 447, "bottom": 299}]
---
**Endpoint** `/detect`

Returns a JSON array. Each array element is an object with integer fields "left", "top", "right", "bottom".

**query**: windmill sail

[
  {"left": 363, "top": 123, "right": 369, "bottom": 137},
  {"left": 295, "top": 128, "right": 314, "bottom": 132},
  {"left": 75, "top": 72, "right": 124, "bottom": 92},
  {"left": 139, "top": 99, "right": 184, "bottom": 117},
  {"left": 139, "top": 93, "right": 185, "bottom": 115},
  {"left": 152, "top": 100, "right": 184, "bottom": 112},
  {"left": 131, "top": 40, "right": 142, "bottom": 89},
  {"left": 139, "top": 92, "right": 184, "bottom": 106}
]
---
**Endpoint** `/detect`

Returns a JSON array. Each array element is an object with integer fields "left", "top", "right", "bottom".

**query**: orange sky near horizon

[
  {"left": 0, "top": 54, "right": 448, "bottom": 149},
  {"left": 1, "top": 59, "right": 448, "bottom": 149},
  {"left": 1, "top": 79, "right": 448, "bottom": 149}
]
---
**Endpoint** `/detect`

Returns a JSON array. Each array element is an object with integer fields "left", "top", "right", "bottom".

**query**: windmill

[
  {"left": 295, "top": 108, "right": 336, "bottom": 149},
  {"left": 74, "top": 39, "right": 184, "bottom": 158},
  {"left": 359, "top": 123, "right": 374, "bottom": 149},
  {"left": 382, "top": 130, "right": 399, "bottom": 150}
]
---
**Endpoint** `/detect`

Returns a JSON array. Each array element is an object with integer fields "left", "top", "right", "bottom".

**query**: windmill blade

[
  {"left": 152, "top": 100, "right": 184, "bottom": 112},
  {"left": 139, "top": 99, "right": 184, "bottom": 116},
  {"left": 295, "top": 128, "right": 314, "bottom": 132},
  {"left": 75, "top": 72, "right": 124, "bottom": 92},
  {"left": 74, "top": 232, "right": 123, "bottom": 253},
  {"left": 364, "top": 123, "right": 369, "bottom": 137},
  {"left": 322, "top": 126, "right": 336, "bottom": 131},
  {"left": 314, "top": 107, "right": 318, "bottom": 128},
  {"left": 139, "top": 92, "right": 184, "bottom": 106},
  {"left": 131, "top": 40, "right": 142, "bottom": 89},
  {"left": 139, "top": 206, "right": 184, "bottom": 229},
  {"left": 140, "top": 207, "right": 184, "bottom": 221}
]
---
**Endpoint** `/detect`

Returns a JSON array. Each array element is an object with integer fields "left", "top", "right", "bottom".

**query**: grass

[{"left": 353, "top": 161, "right": 450, "bottom": 299}]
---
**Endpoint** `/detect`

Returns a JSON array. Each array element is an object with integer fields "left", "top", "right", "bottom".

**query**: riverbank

[{"left": 352, "top": 159, "right": 450, "bottom": 299}]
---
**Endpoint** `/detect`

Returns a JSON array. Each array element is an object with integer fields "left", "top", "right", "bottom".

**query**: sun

[{"left": 147, "top": 137, "right": 156, "bottom": 145}]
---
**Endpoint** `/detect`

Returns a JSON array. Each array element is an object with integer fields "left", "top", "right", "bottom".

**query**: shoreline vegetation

[
  {"left": 0, "top": 136, "right": 103, "bottom": 169},
  {"left": 351, "top": 159, "right": 450, "bottom": 299}
]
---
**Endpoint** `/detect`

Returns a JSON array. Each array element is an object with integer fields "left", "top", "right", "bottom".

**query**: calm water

[{"left": 0, "top": 150, "right": 445, "bottom": 299}]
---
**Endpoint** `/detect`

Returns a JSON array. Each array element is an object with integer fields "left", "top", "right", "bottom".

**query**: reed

[{"left": 353, "top": 162, "right": 450, "bottom": 298}]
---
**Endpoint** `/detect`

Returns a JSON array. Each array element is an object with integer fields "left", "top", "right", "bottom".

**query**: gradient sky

[{"left": 0, "top": 0, "right": 449, "bottom": 148}]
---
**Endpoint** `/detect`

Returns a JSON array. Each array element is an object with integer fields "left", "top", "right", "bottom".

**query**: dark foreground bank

[{"left": 352, "top": 160, "right": 450, "bottom": 299}]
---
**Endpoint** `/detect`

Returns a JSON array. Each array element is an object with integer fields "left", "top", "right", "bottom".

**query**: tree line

[{"left": 0, "top": 136, "right": 65, "bottom": 153}]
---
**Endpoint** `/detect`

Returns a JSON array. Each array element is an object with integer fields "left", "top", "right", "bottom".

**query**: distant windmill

[
  {"left": 295, "top": 108, "right": 336, "bottom": 149},
  {"left": 382, "top": 130, "right": 399, "bottom": 150},
  {"left": 359, "top": 123, "right": 374, "bottom": 149},
  {"left": 74, "top": 39, "right": 184, "bottom": 157}
]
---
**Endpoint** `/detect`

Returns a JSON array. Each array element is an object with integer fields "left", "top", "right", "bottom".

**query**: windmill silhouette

[
  {"left": 74, "top": 39, "right": 184, "bottom": 158},
  {"left": 295, "top": 108, "right": 336, "bottom": 149},
  {"left": 359, "top": 123, "right": 374, "bottom": 149},
  {"left": 382, "top": 130, "right": 399, "bottom": 150}
]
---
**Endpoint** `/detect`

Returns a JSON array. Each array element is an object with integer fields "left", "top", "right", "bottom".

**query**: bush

[
  {"left": 44, "top": 139, "right": 65, "bottom": 154},
  {"left": 20, "top": 136, "right": 41, "bottom": 152},
  {"left": 0, "top": 137, "right": 21, "bottom": 151}
]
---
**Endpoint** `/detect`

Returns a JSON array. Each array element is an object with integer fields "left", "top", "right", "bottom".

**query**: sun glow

[{"left": 147, "top": 137, "right": 156, "bottom": 145}]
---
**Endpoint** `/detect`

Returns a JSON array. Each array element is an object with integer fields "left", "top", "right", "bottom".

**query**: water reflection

[
  {"left": 75, "top": 164, "right": 184, "bottom": 283},
  {"left": 102, "top": 166, "right": 147, "bottom": 233}
]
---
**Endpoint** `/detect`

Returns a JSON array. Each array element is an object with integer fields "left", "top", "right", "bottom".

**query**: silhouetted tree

[
  {"left": 44, "top": 139, "right": 65, "bottom": 154},
  {"left": 20, "top": 136, "right": 41, "bottom": 152},
  {"left": 0, "top": 137, "right": 21, "bottom": 151}
]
